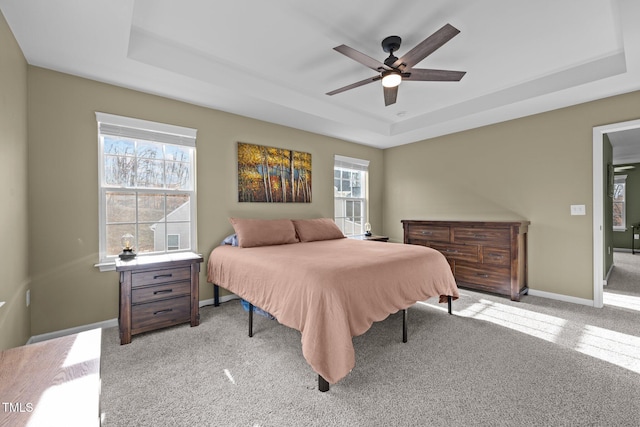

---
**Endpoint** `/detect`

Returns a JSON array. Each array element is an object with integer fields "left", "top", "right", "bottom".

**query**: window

[
  {"left": 96, "top": 113, "right": 197, "bottom": 266},
  {"left": 334, "top": 155, "right": 369, "bottom": 236},
  {"left": 613, "top": 174, "right": 627, "bottom": 231}
]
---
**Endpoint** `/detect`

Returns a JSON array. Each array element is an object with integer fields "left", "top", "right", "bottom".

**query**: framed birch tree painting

[{"left": 237, "top": 142, "right": 312, "bottom": 203}]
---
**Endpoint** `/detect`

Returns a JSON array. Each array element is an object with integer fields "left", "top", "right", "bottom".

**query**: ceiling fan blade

[
  {"left": 333, "top": 45, "right": 389, "bottom": 72},
  {"left": 392, "top": 23, "right": 460, "bottom": 70},
  {"left": 326, "top": 75, "right": 381, "bottom": 96},
  {"left": 383, "top": 86, "right": 398, "bottom": 106},
  {"left": 404, "top": 68, "right": 466, "bottom": 81}
]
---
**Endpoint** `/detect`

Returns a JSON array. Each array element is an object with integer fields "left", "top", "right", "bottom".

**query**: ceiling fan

[{"left": 326, "top": 23, "right": 466, "bottom": 106}]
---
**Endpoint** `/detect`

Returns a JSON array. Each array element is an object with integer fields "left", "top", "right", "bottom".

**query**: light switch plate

[{"left": 570, "top": 204, "right": 586, "bottom": 215}]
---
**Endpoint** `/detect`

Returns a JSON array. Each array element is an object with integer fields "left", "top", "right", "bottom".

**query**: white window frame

[
  {"left": 334, "top": 154, "right": 369, "bottom": 236},
  {"left": 95, "top": 112, "right": 197, "bottom": 270},
  {"left": 613, "top": 174, "right": 627, "bottom": 231}
]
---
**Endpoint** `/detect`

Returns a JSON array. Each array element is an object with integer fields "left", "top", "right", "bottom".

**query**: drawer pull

[
  {"left": 421, "top": 231, "right": 433, "bottom": 235},
  {"left": 153, "top": 273, "right": 173, "bottom": 279},
  {"left": 153, "top": 289, "right": 173, "bottom": 295},
  {"left": 476, "top": 273, "right": 490, "bottom": 278},
  {"left": 445, "top": 249, "right": 458, "bottom": 253},
  {"left": 488, "top": 253, "right": 503, "bottom": 258},
  {"left": 153, "top": 308, "right": 173, "bottom": 316},
  {"left": 474, "top": 234, "right": 487, "bottom": 239}
]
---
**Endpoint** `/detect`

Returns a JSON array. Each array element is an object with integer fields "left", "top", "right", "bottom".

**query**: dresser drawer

[
  {"left": 407, "top": 224, "right": 450, "bottom": 242},
  {"left": 482, "top": 246, "right": 511, "bottom": 266},
  {"left": 132, "top": 266, "right": 191, "bottom": 288},
  {"left": 453, "top": 227, "right": 510, "bottom": 246},
  {"left": 131, "top": 295, "right": 191, "bottom": 333},
  {"left": 455, "top": 263, "right": 510, "bottom": 290},
  {"left": 132, "top": 281, "right": 191, "bottom": 304},
  {"left": 431, "top": 242, "right": 479, "bottom": 263}
]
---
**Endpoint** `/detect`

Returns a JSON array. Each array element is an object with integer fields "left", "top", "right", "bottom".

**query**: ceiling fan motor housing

[{"left": 382, "top": 35, "right": 402, "bottom": 53}]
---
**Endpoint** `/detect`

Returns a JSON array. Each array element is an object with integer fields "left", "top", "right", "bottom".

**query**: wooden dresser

[
  {"left": 116, "top": 252, "right": 203, "bottom": 344},
  {"left": 402, "top": 220, "right": 529, "bottom": 301}
]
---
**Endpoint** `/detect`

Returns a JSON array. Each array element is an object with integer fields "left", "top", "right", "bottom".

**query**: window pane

[
  {"left": 166, "top": 195, "right": 190, "bottom": 221},
  {"left": 106, "top": 192, "right": 136, "bottom": 223},
  {"left": 165, "top": 161, "right": 191, "bottom": 189},
  {"left": 106, "top": 224, "right": 136, "bottom": 256},
  {"left": 165, "top": 144, "right": 190, "bottom": 162},
  {"left": 104, "top": 137, "right": 135, "bottom": 156},
  {"left": 104, "top": 155, "right": 135, "bottom": 187},
  {"left": 136, "top": 222, "right": 156, "bottom": 254},
  {"left": 137, "top": 141, "right": 163, "bottom": 159},
  {"left": 138, "top": 193, "right": 166, "bottom": 222},
  {"left": 613, "top": 202, "right": 624, "bottom": 227},
  {"left": 136, "top": 159, "right": 164, "bottom": 188}
]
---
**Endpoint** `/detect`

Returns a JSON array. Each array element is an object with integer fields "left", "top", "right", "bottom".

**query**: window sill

[
  {"left": 613, "top": 228, "right": 627, "bottom": 232},
  {"left": 95, "top": 262, "right": 116, "bottom": 272}
]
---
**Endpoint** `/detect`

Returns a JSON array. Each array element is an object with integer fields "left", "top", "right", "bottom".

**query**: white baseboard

[
  {"left": 28, "top": 318, "right": 119, "bottom": 344},
  {"left": 27, "top": 295, "right": 241, "bottom": 344},
  {"left": 527, "top": 289, "right": 595, "bottom": 307}
]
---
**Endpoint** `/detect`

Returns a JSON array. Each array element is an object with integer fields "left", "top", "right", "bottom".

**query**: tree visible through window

[
  {"left": 613, "top": 175, "right": 626, "bottom": 230},
  {"left": 96, "top": 113, "right": 197, "bottom": 264}
]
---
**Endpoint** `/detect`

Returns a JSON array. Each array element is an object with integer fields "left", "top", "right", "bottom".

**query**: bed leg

[
  {"left": 448, "top": 295, "right": 452, "bottom": 315},
  {"left": 402, "top": 308, "right": 408, "bottom": 343},
  {"left": 213, "top": 285, "right": 220, "bottom": 307},
  {"left": 248, "top": 303, "right": 254, "bottom": 337},
  {"left": 318, "top": 375, "right": 329, "bottom": 392}
]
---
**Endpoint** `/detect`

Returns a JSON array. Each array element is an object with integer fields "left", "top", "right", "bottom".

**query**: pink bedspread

[{"left": 207, "top": 238, "right": 458, "bottom": 384}]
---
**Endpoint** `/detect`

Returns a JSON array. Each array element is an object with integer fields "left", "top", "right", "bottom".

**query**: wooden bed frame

[{"left": 213, "top": 285, "right": 453, "bottom": 392}]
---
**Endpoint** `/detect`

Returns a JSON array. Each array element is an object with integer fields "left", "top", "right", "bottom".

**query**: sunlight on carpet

[
  {"left": 603, "top": 291, "right": 640, "bottom": 312},
  {"left": 576, "top": 325, "right": 640, "bottom": 374},
  {"left": 420, "top": 297, "right": 640, "bottom": 375}
]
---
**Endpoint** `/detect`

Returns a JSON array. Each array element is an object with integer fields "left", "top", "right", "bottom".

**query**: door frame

[{"left": 592, "top": 118, "right": 640, "bottom": 308}]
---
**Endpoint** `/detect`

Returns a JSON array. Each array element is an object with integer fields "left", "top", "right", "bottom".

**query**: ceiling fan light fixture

[{"left": 381, "top": 72, "right": 402, "bottom": 88}]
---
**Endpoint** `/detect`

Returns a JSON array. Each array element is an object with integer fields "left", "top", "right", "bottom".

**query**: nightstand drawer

[
  {"left": 132, "top": 281, "right": 191, "bottom": 304},
  {"left": 132, "top": 267, "right": 191, "bottom": 287},
  {"left": 131, "top": 296, "right": 190, "bottom": 333}
]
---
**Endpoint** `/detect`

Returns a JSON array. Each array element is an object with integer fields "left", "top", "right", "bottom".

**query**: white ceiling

[{"left": 2, "top": 0, "right": 640, "bottom": 150}]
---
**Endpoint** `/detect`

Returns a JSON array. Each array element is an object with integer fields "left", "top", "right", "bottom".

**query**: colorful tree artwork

[{"left": 237, "top": 142, "right": 312, "bottom": 203}]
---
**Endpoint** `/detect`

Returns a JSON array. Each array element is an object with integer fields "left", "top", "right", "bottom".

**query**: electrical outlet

[
  {"left": 26, "top": 289, "right": 30, "bottom": 307},
  {"left": 635, "top": 234, "right": 639, "bottom": 240}
]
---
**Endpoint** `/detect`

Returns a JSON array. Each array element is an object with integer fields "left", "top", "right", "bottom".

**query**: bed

[{"left": 207, "top": 218, "right": 459, "bottom": 391}]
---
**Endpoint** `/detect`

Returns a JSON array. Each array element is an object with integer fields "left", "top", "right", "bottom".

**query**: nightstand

[
  {"left": 115, "top": 252, "right": 203, "bottom": 344},
  {"left": 350, "top": 234, "right": 390, "bottom": 242}
]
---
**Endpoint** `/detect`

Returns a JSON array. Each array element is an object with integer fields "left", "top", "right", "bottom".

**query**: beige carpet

[{"left": 100, "top": 254, "right": 640, "bottom": 426}]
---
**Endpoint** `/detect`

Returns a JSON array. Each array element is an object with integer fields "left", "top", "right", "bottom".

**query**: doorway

[{"left": 592, "top": 118, "right": 640, "bottom": 308}]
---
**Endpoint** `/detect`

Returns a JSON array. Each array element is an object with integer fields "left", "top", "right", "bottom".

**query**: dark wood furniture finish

[
  {"left": 402, "top": 220, "right": 529, "bottom": 301},
  {"left": 0, "top": 329, "right": 101, "bottom": 426},
  {"left": 116, "top": 252, "right": 203, "bottom": 344},
  {"left": 349, "top": 234, "right": 390, "bottom": 242}
]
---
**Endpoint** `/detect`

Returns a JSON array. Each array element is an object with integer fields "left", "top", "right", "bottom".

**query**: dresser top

[
  {"left": 401, "top": 219, "right": 529, "bottom": 226},
  {"left": 115, "top": 251, "right": 203, "bottom": 271}
]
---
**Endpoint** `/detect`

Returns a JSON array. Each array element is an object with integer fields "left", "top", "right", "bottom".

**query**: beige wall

[
  {"left": 0, "top": 11, "right": 30, "bottom": 350},
  {"left": 383, "top": 90, "right": 640, "bottom": 300},
  {"left": 5, "top": 13, "right": 640, "bottom": 339},
  {"left": 26, "top": 67, "right": 383, "bottom": 336}
]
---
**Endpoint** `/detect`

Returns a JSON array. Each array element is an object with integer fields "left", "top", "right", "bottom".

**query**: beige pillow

[
  {"left": 229, "top": 218, "right": 299, "bottom": 248},
  {"left": 292, "top": 218, "right": 345, "bottom": 242}
]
